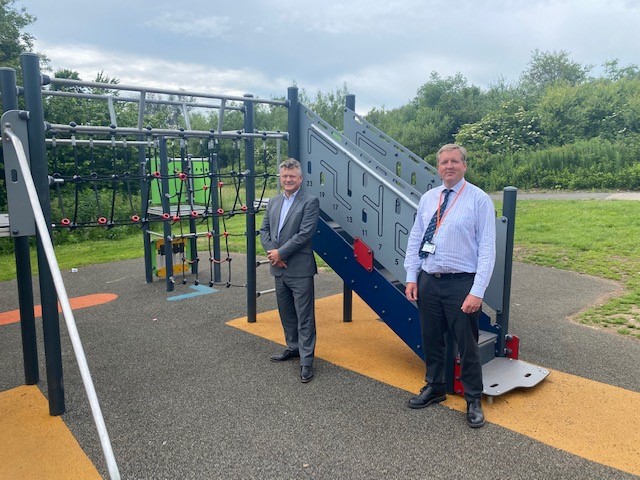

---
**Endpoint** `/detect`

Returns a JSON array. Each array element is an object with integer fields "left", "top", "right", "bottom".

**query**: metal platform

[{"left": 482, "top": 357, "right": 550, "bottom": 396}]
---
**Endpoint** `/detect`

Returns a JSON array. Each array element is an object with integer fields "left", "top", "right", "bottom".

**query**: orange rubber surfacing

[
  {"left": 0, "top": 293, "right": 118, "bottom": 326},
  {"left": 0, "top": 385, "right": 101, "bottom": 480},
  {"left": 227, "top": 293, "right": 640, "bottom": 477}
]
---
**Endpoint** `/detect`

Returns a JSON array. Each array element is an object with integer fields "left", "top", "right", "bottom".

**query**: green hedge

[{"left": 467, "top": 135, "right": 640, "bottom": 191}]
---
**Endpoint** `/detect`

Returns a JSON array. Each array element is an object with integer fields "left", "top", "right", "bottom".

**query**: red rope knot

[
  {"left": 61, "top": 218, "right": 71, "bottom": 226},
  {"left": 131, "top": 215, "right": 140, "bottom": 223},
  {"left": 217, "top": 181, "right": 224, "bottom": 188},
  {"left": 241, "top": 205, "right": 248, "bottom": 212},
  {"left": 203, "top": 184, "right": 209, "bottom": 190},
  {"left": 205, "top": 231, "right": 213, "bottom": 238},
  {"left": 172, "top": 215, "right": 180, "bottom": 223},
  {"left": 223, "top": 231, "right": 229, "bottom": 237},
  {"left": 178, "top": 172, "right": 187, "bottom": 181},
  {"left": 97, "top": 217, "right": 108, "bottom": 225},
  {"left": 217, "top": 208, "right": 224, "bottom": 215},
  {"left": 153, "top": 171, "right": 161, "bottom": 178},
  {"left": 161, "top": 213, "right": 171, "bottom": 221},
  {"left": 190, "top": 210, "right": 199, "bottom": 218}
]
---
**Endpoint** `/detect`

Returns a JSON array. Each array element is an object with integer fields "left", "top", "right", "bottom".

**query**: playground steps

[
  {"left": 478, "top": 330, "right": 499, "bottom": 365},
  {"left": 302, "top": 105, "right": 503, "bottom": 362},
  {"left": 316, "top": 210, "right": 545, "bottom": 399},
  {"left": 314, "top": 217, "right": 424, "bottom": 357}
]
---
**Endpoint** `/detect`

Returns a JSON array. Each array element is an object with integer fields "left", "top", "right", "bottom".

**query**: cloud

[
  {"left": 34, "top": 40, "right": 289, "bottom": 101},
  {"left": 144, "top": 12, "right": 235, "bottom": 39},
  {"left": 270, "top": 0, "right": 430, "bottom": 35},
  {"left": 24, "top": 0, "right": 640, "bottom": 116}
]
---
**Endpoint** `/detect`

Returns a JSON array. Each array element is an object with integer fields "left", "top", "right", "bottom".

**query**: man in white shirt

[{"left": 404, "top": 144, "right": 496, "bottom": 428}]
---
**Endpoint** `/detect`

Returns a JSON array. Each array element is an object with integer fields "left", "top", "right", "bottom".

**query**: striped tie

[{"left": 418, "top": 189, "right": 452, "bottom": 258}]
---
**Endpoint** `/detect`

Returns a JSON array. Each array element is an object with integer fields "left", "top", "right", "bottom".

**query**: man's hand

[
  {"left": 405, "top": 282, "right": 418, "bottom": 301},
  {"left": 267, "top": 249, "right": 286, "bottom": 268},
  {"left": 461, "top": 294, "right": 482, "bottom": 314}
]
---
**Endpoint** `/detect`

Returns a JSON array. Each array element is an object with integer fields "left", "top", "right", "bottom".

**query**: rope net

[{"left": 46, "top": 129, "right": 279, "bottom": 288}]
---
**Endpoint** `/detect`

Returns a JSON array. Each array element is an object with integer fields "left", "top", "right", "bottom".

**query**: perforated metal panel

[
  {"left": 343, "top": 108, "right": 441, "bottom": 193},
  {"left": 300, "top": 106, "right": 418, "bottom": 286}
]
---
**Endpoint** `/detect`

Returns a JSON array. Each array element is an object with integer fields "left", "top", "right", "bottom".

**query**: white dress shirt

[
  {"left": 277, "top": 188, "right": 299, "bottom": 241},
  {"left": 404, "top": 178, "right": 496, "bottom": 298}
]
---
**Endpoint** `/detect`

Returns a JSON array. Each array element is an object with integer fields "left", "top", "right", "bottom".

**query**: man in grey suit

[{"left": 260, "top": 158, "right": 320, "bottom": 383}]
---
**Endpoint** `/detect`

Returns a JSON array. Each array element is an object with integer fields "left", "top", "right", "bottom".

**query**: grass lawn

[
  {"left": 499, "top": 199, "right": 640, "bottom": 339},
  {"left": 1, "top": 198, "right": 639, "bottom": 340}
]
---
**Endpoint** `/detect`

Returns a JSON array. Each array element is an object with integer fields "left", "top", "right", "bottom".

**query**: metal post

[
  {"left": 345, "top": 94, "right": 356, "bottom": 112},
  {"left": 209, "top": 149, "right": 221, "bottom": 282},
  {"left": 158, "top": 137, "right": 174, "bottom": 291},
  {"left": 287, "top": 87, "right": 299, "bottom": 161},
  {"left": 140, "top": 142, "right": 153, "bottom": 283},
  {"left": 343, "top": 284, "right": 353, "bottom": 323},
  {"left": 181, "top": 147, "right": 198, "bottom": 276},
  {"left": 496, "top": 186, "right": 517, "bottom": 355},
  {"left": 244, "top": 95, "right": 257, "bottom": 323},
  {"left": 21, "top": 53, "right": 65, "bottom": 415},
  {"left": 343, "top": 94, "right": 356, "bottom": 322},
  {"left": 1, "top": 67, "right": 39, "bottom": 385}
]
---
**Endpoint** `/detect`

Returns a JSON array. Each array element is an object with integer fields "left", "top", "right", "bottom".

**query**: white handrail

[{"left": 2, "top": 126, "right": 121, "bottom": 480}]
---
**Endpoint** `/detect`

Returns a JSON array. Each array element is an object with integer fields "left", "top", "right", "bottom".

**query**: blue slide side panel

[{"left": 314, "top": 216, "right": 425, "bottom": 359}]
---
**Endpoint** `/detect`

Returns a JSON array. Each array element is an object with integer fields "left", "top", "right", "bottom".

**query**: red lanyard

[{"left": 435, "top": 181, "right": 466, "bottom": 233}]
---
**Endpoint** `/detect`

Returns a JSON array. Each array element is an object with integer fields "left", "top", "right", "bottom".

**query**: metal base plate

[{"left": 482, "top": 357, "right": 550, "bottom": 396}]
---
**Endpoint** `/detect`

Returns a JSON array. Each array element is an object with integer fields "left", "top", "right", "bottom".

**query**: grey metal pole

[
  {"left": 1, "top": 66, "right": 39, "bottom": 385},
  {"left": 21, "top": 53, "right": 65, "bottom": 415},
  {"left": 345, "top": 94, "right": 356, "bottom": 112},
  {"left": 141, "top": 143, "right": 153, "bottom": 283},
  {"left": 244, "top": 95, "right": 257, "bottom": 323},
  {"left": 182, "top": 146, "right": 198, "bottom": 277},
  {"left": 342, "top": 93, "right": 356, "bottom": 323},
  {"left": 287, "top": 87, "right": 299, "bottom": 161},
  {"left": 158, "top": 137, "right": 174, "bottom": 291},
  {"left": 496, "top": 186, "right": 517, "bottom": 355},
  {"left": 209, "top": 148, "right": 222, "bottom": 283}
]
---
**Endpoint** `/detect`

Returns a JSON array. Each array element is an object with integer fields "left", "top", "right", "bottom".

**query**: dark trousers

[
  {"left": 417, "top": 270, "right": 483, "bottom": 401},
  {"left": 275, "top": 275, "right": 316, "bottom": 366}
]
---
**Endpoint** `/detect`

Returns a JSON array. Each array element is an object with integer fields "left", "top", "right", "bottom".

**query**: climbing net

[{"left": 46, "top": 124, "right": 281, "bottom": 289}]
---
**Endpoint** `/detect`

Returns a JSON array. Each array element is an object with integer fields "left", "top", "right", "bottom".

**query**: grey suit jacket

[{"left": 259, "top": 190, "right": 320, "bottom": 277}]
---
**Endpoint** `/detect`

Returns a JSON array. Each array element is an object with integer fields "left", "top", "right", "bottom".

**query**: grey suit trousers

[{"left": 275, "top": 275, "right": 316, "bottom": 366}]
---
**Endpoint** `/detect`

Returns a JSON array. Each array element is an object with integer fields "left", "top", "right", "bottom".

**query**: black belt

[{"left": 427, "top": 272, "right": 475, "bottom": 279}]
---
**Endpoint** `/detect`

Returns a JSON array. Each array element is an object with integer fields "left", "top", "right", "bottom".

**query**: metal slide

[{"left": 298, "top": 104, "right": 549, "bottom": 397}]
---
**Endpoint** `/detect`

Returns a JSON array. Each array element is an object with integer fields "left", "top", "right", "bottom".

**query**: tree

[
  {"left": 602, "top": 59, "right": 640, "bottom": 81},
  {"left": 364, "top": 72, "right": 489, "bottom": 159},
  {"left": 309, "top": 83, "right": 349, "bottom": 131},
  {"left": 520, "top": 49, "right": 591, "bottom": 95},
  {"left": 456, "top": 100, "right": 542, "bottom": 154},
  {"left": 0, "top": 0, "right": 48, "bottom": 72}
]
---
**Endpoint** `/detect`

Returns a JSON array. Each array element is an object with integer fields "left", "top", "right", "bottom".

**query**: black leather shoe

[
  {"left": 408, "top": 385, "right": 446, "bottom": 409},
  {"left": 270, "top": 349, "right": 300, "bottom": 362},
  {"left": 466, "top": 399, "right": 485, "bottom": 428},
  {"left": 300, "top": 365, "right": 313, "bottom": 383}
]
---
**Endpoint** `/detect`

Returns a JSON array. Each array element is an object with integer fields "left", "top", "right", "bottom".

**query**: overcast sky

[{"left": 21, "top": 0, "right": 640, "bottom": 114}]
